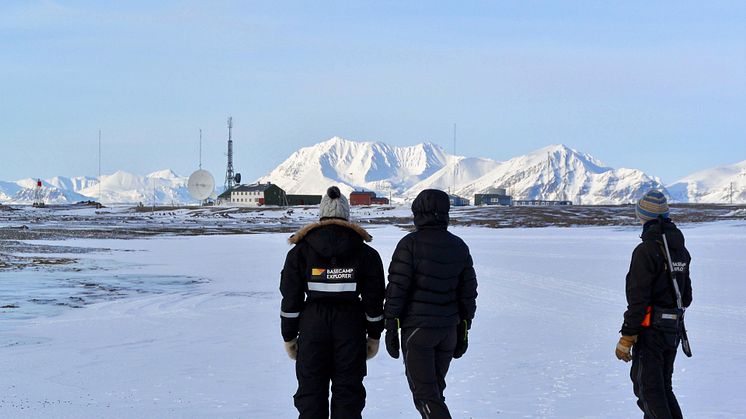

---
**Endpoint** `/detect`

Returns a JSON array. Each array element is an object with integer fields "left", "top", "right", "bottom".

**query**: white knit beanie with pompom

[{"left": 319, "top": 186, "right": 350, "bottom": 221}]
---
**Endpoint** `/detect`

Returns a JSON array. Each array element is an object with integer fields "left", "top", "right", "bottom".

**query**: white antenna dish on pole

[{"left": 188, "top": 169, "right": 215, "bottom": 201}]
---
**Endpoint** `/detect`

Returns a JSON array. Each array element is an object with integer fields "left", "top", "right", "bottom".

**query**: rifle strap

[{"left": 657, "top": 217, "right": 684, "bottom": 310}]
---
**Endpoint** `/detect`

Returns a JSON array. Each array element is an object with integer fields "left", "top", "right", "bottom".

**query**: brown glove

[
  {"left": 615, "top": 335, "right": 637, "bottom": 362},
  {"left": 284, "top": 338, "right": 298, "bottom": 361},
  {"left": 366, "top": 338, "right": 380, "bottom": 360}
]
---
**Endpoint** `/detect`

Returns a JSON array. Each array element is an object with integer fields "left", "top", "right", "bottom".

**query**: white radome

[{"left": 187, "top": 169, "right": 215, "bottom": 201}]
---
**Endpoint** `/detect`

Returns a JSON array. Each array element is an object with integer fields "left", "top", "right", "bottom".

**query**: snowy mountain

[
  {"left": 667, "top": 160, "right": 746, "bottom": 203},
  {"left": 0, "top": 170, "right": 195, "bottom": 205},
  {"left": 3, "top": 178, "right": 92, "bottom": 204},
  {"left": 258, "top": 138, "right": 668, "bottom": 204},
  {"left": 444, "top": 144, "right": 668, "bottom": 205},
  {"left": 77, "top": 170, "right": 192, "bottom": 205},
  {"left": 256, "top": 137, "right": 453, "bottom": 196}
]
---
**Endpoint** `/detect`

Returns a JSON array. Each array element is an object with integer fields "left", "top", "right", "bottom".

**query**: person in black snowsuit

[
  {"left": 615, "top": 190, "right": 692, "bottom": 419},
  {"left": 280, "top": 186, "right": 385, "bottom": 419},
  {"left": 384, "top": 189, "right": 478, "bottom": 419}
]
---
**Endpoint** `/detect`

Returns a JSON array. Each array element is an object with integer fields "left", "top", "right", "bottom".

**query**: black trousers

[
  {"left": 294, "top": 301, "right": 367, "bottom": 419},
  {"left": 402, "top": 326, "right": 457, "bottom": 419},
  {"left": 630, "top": 328, "right": 683, "bottom": 419}
]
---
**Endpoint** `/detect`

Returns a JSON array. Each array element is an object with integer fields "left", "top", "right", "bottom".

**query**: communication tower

[{"left": 224, "top": 117, "right": 241, "bottom": 191}]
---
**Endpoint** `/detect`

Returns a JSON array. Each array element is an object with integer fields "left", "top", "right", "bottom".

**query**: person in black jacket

[
  {"left": 615, "top": 189, "right": 692, "bottom": 419},
  {"left": 280, "top": 186, "right": 385, "bottom": 419},
  {"left": 384, "top": 189, "right": 478, "bottom": 419}
]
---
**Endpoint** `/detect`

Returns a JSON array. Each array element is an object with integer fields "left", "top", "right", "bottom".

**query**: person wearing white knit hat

[
  {"left": 280, "top": 186, "right": 384, "bottom": 419},
  {"left": 318, "top": 186, "right": 350, "bottom": 221}
]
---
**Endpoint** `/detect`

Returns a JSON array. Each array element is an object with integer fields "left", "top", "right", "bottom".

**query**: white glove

[
  {"left": 284, "top": 338, "right": 298, "bottom": 360},
  {"left": 366, "top": 338, "right": 380, "bottom": 360}
]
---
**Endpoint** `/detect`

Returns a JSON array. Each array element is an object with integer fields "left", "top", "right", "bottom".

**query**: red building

[{"left": 349, "top": 191, "right": 390, "bottom": 206}]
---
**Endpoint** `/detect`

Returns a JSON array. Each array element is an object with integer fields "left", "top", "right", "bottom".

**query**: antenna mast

[
  {"left": 98, "top": 130, "right": 102, "bottom": 203},
  {"left": 224, "top": 117, "right": 235, "bottom": 191},
  {"left": 199, "top": 128, "right": 203, "bottom": 170},
  {"left": 452, "top": 123, "right": 457, "bottom": 195},
  {"left": 547, "top": 152, "right": 551, "bottom": 200}
]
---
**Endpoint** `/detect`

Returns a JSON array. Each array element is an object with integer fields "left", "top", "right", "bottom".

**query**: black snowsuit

[
  {"left": 622, "top": 219, "right": 692, "bottom": 419},
  {"left": 280, "top": 219, "right": 385, "bottom": 419},
  {"left": 385, "top": 189, "right": 478, "bottom": 419}
]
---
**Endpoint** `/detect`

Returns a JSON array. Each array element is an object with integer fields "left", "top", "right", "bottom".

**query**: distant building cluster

[
  {"left": 450, "top": 187, "right": 573, "bottom": 207},
  {"left": 216, "top": 182, "right": 572, "bottom": 208},
  {"left": 216, "top": 184, "right": 393, "bottom": 207}
]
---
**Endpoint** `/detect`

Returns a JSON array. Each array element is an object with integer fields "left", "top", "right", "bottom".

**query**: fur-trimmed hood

[{"left": 289, "top": 219, "right": 372, "bottom": 245}]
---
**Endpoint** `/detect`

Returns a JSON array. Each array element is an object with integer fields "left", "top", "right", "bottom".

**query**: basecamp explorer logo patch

[
  {"left": 311, "top": 267, "right": 356, "bottom": 281},
  {"left": 671, "top": 262, "right": 687, "bottom": 273}
]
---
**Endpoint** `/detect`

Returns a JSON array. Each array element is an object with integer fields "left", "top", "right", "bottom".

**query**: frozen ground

[
  {"left": 1, "top": 221, "right": 746, "bottom": 418},
  {"left": 2, "top": 203, "right": 746, "bottom": 242}
]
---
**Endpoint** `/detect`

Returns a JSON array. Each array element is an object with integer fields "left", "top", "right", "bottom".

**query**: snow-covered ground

[{"left": 1, "top": 222, "right": 745, "bottom": 418}]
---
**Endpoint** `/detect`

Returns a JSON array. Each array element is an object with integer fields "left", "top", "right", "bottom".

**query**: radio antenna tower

[
  {"left": 452, "top": 123, "right": 457, "bottom": 195},
  {"left": 199, "top": 128, "right": 203, "bottom": 170},
  {"left": 98, "top": 130, "right": 102, "bottom": 204},
  {"left": 224, "top": 117, "right": 235, "bottom": 191},
  {"left": 547, "top": 152, "right": 552, "bottom": 200}
]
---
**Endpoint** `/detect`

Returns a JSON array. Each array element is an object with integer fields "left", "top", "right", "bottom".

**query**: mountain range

[
  {"left": 1, "top": 137, "right": 744, "bottom": 205},
  {"left": 0, "top": 170, "right": 191, "bottom": 205},
  {"left": 258, "top": 137, "right": 744, "bottom": 204}
]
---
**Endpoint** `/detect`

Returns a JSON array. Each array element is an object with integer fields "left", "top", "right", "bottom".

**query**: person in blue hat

[{"left": 616, "top": 189, "right": 693, "bottom": 419}]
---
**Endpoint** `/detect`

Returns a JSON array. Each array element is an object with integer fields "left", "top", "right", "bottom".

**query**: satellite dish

[
  {"left": 234, "top": 173, "right": 241, "bottom": 184},
  {"left": 188, "top": 169, "right": 215, "bottom": 201}
]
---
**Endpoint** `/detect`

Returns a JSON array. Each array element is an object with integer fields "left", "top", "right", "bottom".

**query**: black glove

[
  {"left": 385, "top": 318, "right": 400, "bottom": 359},
  {"left": 453, "top": 319, "right": 471, "bottom": 359}
]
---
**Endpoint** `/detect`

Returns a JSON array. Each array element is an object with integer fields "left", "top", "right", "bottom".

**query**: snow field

[{"left": 1, "top": 222, "right": 745, "bottom": 418}]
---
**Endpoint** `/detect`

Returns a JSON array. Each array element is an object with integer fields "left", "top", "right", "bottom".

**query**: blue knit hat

[{"left": 636, "top": 189, "right": 669, "bottom": 222}]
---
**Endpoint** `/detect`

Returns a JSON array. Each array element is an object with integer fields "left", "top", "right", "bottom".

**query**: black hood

[
  {"left": 412, "top": 189, "right": 450, "bottom": 229},
  {"left": 642, "top": 218, "right": 685, "bottom": 249}
]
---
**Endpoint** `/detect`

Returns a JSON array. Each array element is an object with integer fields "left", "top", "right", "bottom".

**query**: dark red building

[{"left": 349, "top": 191, "right": 389, "bottom": 206}]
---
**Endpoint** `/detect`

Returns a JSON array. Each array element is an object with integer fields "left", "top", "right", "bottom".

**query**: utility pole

[
  {"left": 452, "top": 123, "right": 457, "bottom": 196},
  {"left": 98, "top": 130, "right": 102, "bottom": 204},
  {"left": 547, "top": 152, "right": 552, "bottom": 200}
]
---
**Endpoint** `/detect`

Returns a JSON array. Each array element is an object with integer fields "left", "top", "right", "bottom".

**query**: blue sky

[{"left": 1, "top": 0, "right": 744, "bottom": 183}]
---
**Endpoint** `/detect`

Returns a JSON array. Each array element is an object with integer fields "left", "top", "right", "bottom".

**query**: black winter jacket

[
  {"left": 384, "top": 189, "right": 478, "bottom": 329},
  {"left": 280, "top": 219, "right": 386, "bottom": 341},
  {"left": 621, "top": 219, "right": 693, "bottom": 336}
]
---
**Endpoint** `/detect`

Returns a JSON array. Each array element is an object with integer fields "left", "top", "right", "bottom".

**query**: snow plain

[{"left": 1, "top": 222, "right": 746, "bottom": 418}]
